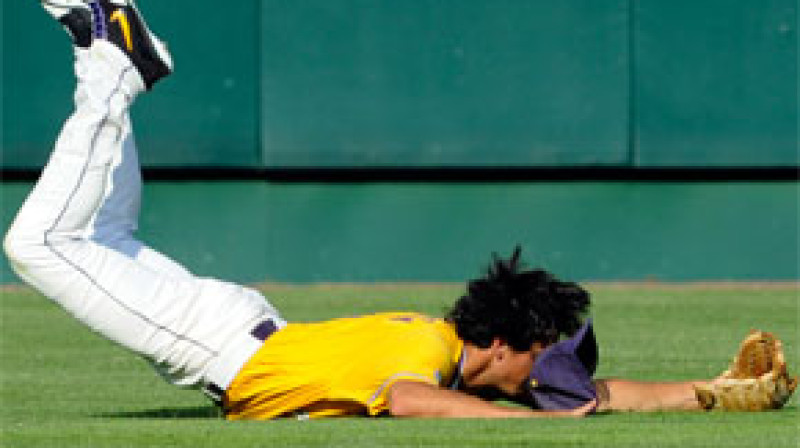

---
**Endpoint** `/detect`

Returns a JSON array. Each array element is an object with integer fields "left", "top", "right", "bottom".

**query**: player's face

[{"left": 480, "top": 341, "right": 549, "bottom": 395}]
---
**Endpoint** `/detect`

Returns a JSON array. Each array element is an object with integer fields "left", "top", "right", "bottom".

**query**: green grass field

[{"left": 1, "top": 283, "right": 798, "bottom": 447}]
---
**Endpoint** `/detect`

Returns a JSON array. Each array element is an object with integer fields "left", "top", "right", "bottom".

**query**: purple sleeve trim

[{"left": 526, "top": 319, "right": 598, "bottom": 411}]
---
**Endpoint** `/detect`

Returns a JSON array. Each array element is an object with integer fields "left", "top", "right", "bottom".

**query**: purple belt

[{"left": 203, "top": 319, "right": 278, "bottom": 406}]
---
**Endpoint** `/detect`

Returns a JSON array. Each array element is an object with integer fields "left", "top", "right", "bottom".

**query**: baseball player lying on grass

[{"left": 6, "top": 0, "right": 796, "bottom": 420}]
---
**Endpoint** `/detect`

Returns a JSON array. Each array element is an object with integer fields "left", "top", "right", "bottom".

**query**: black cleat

[
  {"left": 42, "top": 0, "right": 93, "bottom": 48},
  {"left": 42, "top": 0, "right": 173, "bottom": 89},
  {"left": 89, "top": 0, "right": 172, "bottom": 89}
]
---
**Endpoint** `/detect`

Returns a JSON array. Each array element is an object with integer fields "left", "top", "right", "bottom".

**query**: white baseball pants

[{"left": 3, "top": 41, "right": 284, "bottom": 391}]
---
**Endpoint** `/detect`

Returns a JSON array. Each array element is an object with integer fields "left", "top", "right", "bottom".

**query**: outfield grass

[{"left": 1, "top": 283, "right": 798, "bottom": 447}]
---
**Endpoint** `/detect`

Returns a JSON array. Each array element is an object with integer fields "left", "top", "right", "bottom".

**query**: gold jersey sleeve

[{"left": 224, "top": 312, "right": 464, "bottom": 419}]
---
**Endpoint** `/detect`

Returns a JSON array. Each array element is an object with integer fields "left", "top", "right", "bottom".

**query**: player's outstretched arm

[
  {"left": 593, "top": 379, "right": 709, "bottom": 412},
  {"left": 594, "top": 330, "right": 798, "bottom": 412},
  {"left": 388, "top": 380, "right": 595, "bottom": 418}
]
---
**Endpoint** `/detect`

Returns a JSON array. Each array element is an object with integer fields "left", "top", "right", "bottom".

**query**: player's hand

[
  {"left": 549, "top": 399, "right": 596, "bottom": 417},
  {"left": 572, "top": 399, "right": 597, "bottom": 416}
]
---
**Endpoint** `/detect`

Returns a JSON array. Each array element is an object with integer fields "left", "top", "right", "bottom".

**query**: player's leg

[
  {"left": 3, "top": 37, "right": 186, "bottom": 361},
  {"left": 5, "top": 1, "right": 282, "bottom": 390},
  {"left": 42, "top": 0, "right": 192, "bottom": 279},
  {"left": 87, "top": 108, "right": 194, "bottom": 280}
]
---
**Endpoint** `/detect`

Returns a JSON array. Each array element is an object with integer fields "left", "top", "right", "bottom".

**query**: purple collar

[{"left": 448, "top": 350, "right": 466, "bottom": 390}]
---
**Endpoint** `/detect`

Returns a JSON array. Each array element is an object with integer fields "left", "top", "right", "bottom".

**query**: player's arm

[
  {"left": 388, "top": 380, "right": 595, "bottom": 418},
  {"left": 593, "top": 378, "right": 709, "bottom": 412}
]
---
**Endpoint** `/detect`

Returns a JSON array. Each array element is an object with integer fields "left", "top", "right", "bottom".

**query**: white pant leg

[
  {"left": 3, "top": 42, "right": 283, "bottom": 389},
  {"left": 86, "top": 106, "right": 193, "bottom": 280}
]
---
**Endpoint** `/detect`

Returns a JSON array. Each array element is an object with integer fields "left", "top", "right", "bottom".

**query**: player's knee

[
  {"left": 3, "top": 229, "right": 24, "bottom": 266},
  {"left": 3, "top": 227, "right": 37, "bottom": 269}
]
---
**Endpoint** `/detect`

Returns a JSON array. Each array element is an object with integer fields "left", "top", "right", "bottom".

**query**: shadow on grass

[{"left": 97, "top": 406, "right": 222, "bottom": 419}]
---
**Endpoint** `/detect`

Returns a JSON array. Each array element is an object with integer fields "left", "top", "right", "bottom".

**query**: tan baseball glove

[{"left": 694, "top": 330, "right": 798, "bottom": 411}]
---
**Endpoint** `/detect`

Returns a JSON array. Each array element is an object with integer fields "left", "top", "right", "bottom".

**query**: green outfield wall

[
  {"left": 2, "top": 2, "right": 798, "bottom": 283},
  {"left": 2, "top": 182, "right": 797, "bottom": 284},
  {"left": 3, "top": 0, "right": 798, "bottom": 168}
]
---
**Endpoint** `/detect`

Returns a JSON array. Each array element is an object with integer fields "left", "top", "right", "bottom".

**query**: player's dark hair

[{"left": 446, "top": 246, "right": 590, "bottom": 351}]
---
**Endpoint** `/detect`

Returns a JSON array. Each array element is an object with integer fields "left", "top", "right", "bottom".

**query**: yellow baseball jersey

[{"left": 224, "top": 312, "right": 463, "bottom": 419}]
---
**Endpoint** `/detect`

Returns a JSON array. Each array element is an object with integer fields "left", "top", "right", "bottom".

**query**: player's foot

[
  {"left": 90, "top": 0, "right": 173, "bottom": 89},
  {"left": 42, "top": 0, "right": 173, "bottom": 90},
  {"left": 42, "top": 0, "right": 94, "bottom": 48}
]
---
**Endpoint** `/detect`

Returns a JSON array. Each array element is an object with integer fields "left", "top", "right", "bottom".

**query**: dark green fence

[
  {"left": 1, "top": 181, "right": 797, "bottom": 284},
  {"left": 3, "top": 0, "right": 797, "bottom": 168},
  {"left": 260, "top": 1, "right": 630, "bottom": 167},
  {"left": 2, "top": 1, "right": 261, "bottom": 168},
  {"left": 2, "top": 1, "right": 798, "bottom": 283},
  {"left": 634, "top": 0, "right": 798, "bottom": 166}
]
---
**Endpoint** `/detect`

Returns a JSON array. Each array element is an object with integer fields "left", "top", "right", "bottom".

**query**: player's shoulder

[
  {"left": 372, "top": 311, "right": 438, "bottom": 322},
  {"left": 370, "top": 313, "right": 457, "bottom": 347},
  {"left": 363, "top": 312, "right": 450, "bottom": 332},
  {"left": 308, "top": 312, "right": 457, "bottom": 349}
]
